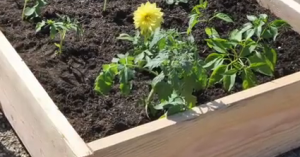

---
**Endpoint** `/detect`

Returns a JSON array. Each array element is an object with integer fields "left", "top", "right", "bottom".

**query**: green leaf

[
  {"left": 247, "top": 15, "right": 257, "bottom": 21},
  {"left": 144, "top": 52, "right": 168, "bottom": 70},
  {"left": 150, "top": 28, "right": 164, "bottom": 48},
  {"left": 263, "top": 46, "right": 277, "bottom": 71},
  {"left": 223, "top": 72, "right": 236, "bottom": 91},
  {"left": 248, "top": 51, "right": 273, "bottom": 76},
  {"left": 155, "top": 81, "right": 173, "bottom": 101},
  {"left": 117, "top": 33, "right": 134, "bottom": 41},
  {"left": 208, "top": 64, "right": 227, "bottom": 87},
  {"left": 152, "top": 72, "right": 165, "bottom": 87},
  {"left": 205, "top": 38, "right": 231, "bottom": 53},
  {"left": 24, "top": 7, "right": 35, "bottom": 16},
  {"left": 242, "top": 68, "right": 257, "bottom": 89},
  {"left": 187, "top": 14, "right": 199, "bottom": 34},
  {"left": 50, "top": 25, "right": 57, "bottom": 39},
  {"left": 94, "top": 64, "right": 118, "bottom": 95},
  {"left": 214, "top": 13, "right": 233, "bottom": 23},
  {"left": 119, "top": 66, "right": 134, "bottom": 95},
  {"left": 119, "top": 56, "right": 135, "bottom": 65},
  {"left": 270, "top": 20, "right": 287, "bottom": 28},
  {"left": 240, "top": 22, "right": 253, "bottom": 33},
  {"left": 205, "top": 27, "right": 220, "bottom": 39},
  {"left": 245, "top": 28, "right": 255, "bottom": 40},
  {"left": 259, "top": 14, "right": 268, "bottom": 21},
  {"left": 250, "top": 62, "right": 266, "bottom": 68},
  {"left": 224, "top": 68, "right": 238, "bottom": 75},
  {"left": 229, "top": 29, "right": 242, "bottom": 42},
  {"left": 204, "top": 53, "right": 224, "bottom": 71},
  {"left": 240, "top": 40, "right": 257, "bottom": 57}
]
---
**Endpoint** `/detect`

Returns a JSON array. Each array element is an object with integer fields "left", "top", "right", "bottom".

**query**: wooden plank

[
  {"left": 0, "top": 31, "right": 93, "bottom": 157},
  {"left": 88, "top": 71, "right": 300, "bottom": 157},
  {"left": 257, "top": 0, "right": 300, "bottom": 33}
]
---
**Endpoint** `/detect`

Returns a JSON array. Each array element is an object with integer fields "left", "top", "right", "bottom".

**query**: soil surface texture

[{"left": 1, "top": 0, "right": 300, "bottom": 142}]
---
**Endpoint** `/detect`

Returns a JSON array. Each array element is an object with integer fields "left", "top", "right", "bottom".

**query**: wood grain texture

[
  {"left": 0, "top": 31, "right": 93, "bottom": 157},
  {"left": 258, "top": 0, "right": 300, "bottom": 33},
  {"left": 89, "top": 71, "right": 300, "bottom": 157}
]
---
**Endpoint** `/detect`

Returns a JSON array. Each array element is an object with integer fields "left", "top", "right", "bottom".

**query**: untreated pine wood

[
  {"left": 0, "top": 31, "right": 93, "bottom": 157},
  {"left": 258, "top": 0, "right": 300, "bottom": 33},
  {"left": 88, "top": 71, "right": 300, "bottom": 157}
]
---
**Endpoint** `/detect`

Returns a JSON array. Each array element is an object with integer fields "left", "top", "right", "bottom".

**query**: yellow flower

[{"left": 133, "top": 2, "right": 164, "bottom": 36}]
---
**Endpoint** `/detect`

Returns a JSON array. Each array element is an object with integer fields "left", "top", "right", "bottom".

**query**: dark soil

[{"left": 1, "top": 0, "right": 300, "bottom": 143}]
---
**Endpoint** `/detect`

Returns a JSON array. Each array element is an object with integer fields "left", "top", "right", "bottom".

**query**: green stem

[
  {"left": 22, "top": 0, "right": 29, "bottom": 20},
  {"left": 145, "top": 88, "right": 155, "bottom": 118},
  {"left": 59, "top": 30, "right": 66, "bottom": 54},
  {"left": 103, "top": 0, "right": 107, "bottom": 11},
  {"left": 130, "top": 65, "right": 158, "bottom": 76}
]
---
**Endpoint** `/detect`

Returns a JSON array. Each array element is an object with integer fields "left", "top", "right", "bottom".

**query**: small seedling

[
  {"left": 22, "top": 0, "right": 47, "bottom": 20},
  {"left": 36, "top": 15, "right": 83, "bottom": 54},
  {"left": 204, "top": 14, "right": 288, "bottom": 91},
  {"left": 187, "top": 0, "right": 233, "bottom": 34}
]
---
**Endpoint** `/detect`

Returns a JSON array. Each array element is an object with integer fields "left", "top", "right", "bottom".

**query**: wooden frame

[{"left": 1, "top": 0, "right": 300, "bottom": 157}]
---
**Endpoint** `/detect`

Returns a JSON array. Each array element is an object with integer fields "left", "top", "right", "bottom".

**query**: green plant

[
  {"left": 22, "top": 0, "right": 47, "bottom": 20},
  {"left": 165, "top": 0, "right": 188, "bottom": 5},
  {"left": 187, "top": 0, "right": 233, "bottom": 34},
  {"left": 36, "top": 15, "right": 83, "bottom": 54},
  {"left": 94, "top": 28, "right": 208, "bottom": 117},
  {"left": 204, "top": 14, "right": 288, "bottom": 91}
]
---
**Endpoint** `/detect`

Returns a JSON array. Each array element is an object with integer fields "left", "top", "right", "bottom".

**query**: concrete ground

[{"left": 0, "top": 111, "right": 299, "bottom": 157}]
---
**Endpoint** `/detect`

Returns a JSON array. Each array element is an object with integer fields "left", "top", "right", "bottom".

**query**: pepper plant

[
  {"left": 95, "top": 28, "right": 208, "bottom": 118},
  {"left": 187, "top": 0, "right": 233, "bottom": 34},
  {"left": 22, "top": 0, "right": 47, "bottom": 20},
  {"left": 36, "top": 15, "right": 83, "bottom": 54},
  {"left": 204, "top": 14, "right": 288, "bottom": 91}
]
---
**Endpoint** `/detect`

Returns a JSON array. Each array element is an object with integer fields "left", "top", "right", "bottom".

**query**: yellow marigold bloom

[{"left": 133, "top": 2, "right": 164, "bottom": 36}]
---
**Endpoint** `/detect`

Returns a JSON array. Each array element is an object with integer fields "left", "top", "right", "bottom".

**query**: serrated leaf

[
  {"left": 144, "top": 53, "right": 168, "bottom": 70},
  {"left": 242, "top": 68, "right": 257, "bottom": 89},
  {"left": 94, "top": 64, "right": 118, "bottom": 95},
  {"left": 155, "top": 81, "right": 173, "bottom": 101},
  {"left": 214, "top": 13, "right": 233, "bottom": 23},
  {"left": 208, "top": 64, "right": 227, "bottom": 87}
]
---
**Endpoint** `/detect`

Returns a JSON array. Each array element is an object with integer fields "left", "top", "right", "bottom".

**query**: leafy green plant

[
  {"left": 36, "top": 15, "right": 84, "bottom": 54},
  {"left": 187, "top": 0, "right": 233, "bottom": 34},
  {"left": 22, "top": 0, "right": 47, "bottom": 20},
  {"left": 95, "top": 28, "right": 208, "bottom": 117},
  {"left": 204, "top": 14, "right": 288, "bottom": 91},
  {"left": 165, "top": 0, "right": 188, "bottom": 5}
]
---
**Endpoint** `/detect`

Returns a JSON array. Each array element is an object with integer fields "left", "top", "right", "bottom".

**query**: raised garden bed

[{"left": 1, "top": 0, "right": 300, "bottom": 156}]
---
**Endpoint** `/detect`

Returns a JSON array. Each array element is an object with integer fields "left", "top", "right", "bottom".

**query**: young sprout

[
  {"left": 22, "top": 0, "right": 47, "bottom": 20},
  {"left": 36, "top": 15, "right": 84, "bottom": 54}
]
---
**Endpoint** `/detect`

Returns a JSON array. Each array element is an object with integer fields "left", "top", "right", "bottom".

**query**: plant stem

[
  {"left": 130, "top": 65, "right": 158, "bottom": 76},
  {"left": 59, "top": 30, "right": 66, "bottom": 54},
  {"left": 22, "top": 0, "right": 29, "bottom": 20},
  {"left": 145, "top": 88, "right": 155, "bottom": 118},
  {"left": 103, "top": 0, "right": 107, "bottom": 11}
]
